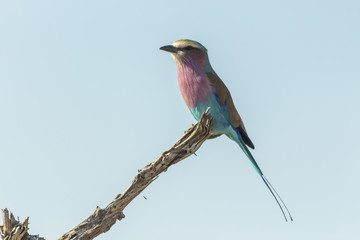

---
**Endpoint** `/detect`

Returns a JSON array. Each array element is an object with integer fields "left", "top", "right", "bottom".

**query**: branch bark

[
  {"left": 58, "top": 110, "right": 213, "bottom": 240},
  {"left": 1, "top": 110, "right": 213, "bottom": 240},
  {"left": 0, "top": 208, "right": 45, "bottom": 240}
]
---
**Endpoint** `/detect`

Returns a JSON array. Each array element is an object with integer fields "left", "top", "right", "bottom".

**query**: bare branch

[
  {"left": 1, "top": 110, "right": 213, "bottom": 240},
  {"left": 57, "top": 109, "right": 213, "bottom": 240},
  {"left": 0, "top": 208, "right": 45, "bottom": 240}
]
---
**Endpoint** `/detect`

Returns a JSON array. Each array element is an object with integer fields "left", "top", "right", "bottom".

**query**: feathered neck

[{"left": 175, "top": 53, "right": 213, "bottom": 109}]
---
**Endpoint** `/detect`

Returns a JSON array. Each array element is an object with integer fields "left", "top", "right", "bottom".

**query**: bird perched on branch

[{"left": 160, "top": 39, "right": 292, "bottom": 221}]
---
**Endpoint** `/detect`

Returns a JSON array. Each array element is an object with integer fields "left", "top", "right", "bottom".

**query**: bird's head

[{"left": 160, "top": 39, "right": 212, "bottom": 71}]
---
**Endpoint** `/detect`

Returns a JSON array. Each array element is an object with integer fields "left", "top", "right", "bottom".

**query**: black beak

[{"left": 160, "top": 45, "right": 177, "bottom": 53}]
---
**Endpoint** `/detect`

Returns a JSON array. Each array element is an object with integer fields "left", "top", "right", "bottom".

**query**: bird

[{"left": 160, "top": 39, "right": 292, "bottom": 221}]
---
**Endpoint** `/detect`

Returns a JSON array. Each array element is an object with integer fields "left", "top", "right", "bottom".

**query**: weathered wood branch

[
  {"left": 1, "top": 110, "right": 213, "bottom": 240},
  {"left": 58, "top": 110, "right": 213, "bottom": 240},
  {"left": 0, "top": 208, "right": 45, "bottom": 240}
]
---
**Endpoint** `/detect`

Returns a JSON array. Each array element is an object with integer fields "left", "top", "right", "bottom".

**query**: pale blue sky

[{"left": 1, "top": 0, "right": 360, "bottom": 239}]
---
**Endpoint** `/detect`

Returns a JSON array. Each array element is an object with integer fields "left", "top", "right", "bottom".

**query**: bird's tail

[{"left": 233, "top": 131, "right": 293, "bottom": 222}]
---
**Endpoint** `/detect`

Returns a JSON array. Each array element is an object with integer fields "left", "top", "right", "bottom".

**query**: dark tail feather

[
  {"left": 236, "top": 126, "right": 255, "bottom": 149},
  {"left": 236, "top": 137, "right": 293, "bottom": 221}
]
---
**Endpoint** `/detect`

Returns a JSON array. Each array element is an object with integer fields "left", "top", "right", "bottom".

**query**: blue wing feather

[{"left": 213, "top": 90, "right": 255, "bottom": 149}]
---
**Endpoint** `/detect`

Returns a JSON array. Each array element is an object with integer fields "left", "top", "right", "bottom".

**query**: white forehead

[{"left": 172, "top": 39, "right": 207, "bottom": 51}]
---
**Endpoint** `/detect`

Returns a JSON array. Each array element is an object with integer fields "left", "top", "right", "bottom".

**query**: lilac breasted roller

[{"left": 160, "top": 39, "right": 292, "bottom": 221}]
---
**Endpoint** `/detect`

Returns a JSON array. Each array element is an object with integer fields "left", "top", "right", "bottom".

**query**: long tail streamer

[{"left": 237, "top": 137, "right": 293, "bottom": 221}]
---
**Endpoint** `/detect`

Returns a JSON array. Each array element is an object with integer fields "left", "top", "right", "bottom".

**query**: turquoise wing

[{"left": 206, "top": 71, "right": 255, "bottom": 149}]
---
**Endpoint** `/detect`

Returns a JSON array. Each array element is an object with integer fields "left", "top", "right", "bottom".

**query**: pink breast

[{"left": 177, "top": 64, "right": 212, "bottom": 109}]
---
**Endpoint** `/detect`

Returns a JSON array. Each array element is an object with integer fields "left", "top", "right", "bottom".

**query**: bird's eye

[{"left": 184, "top": 46, "right": 194, "bottom": 51}]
